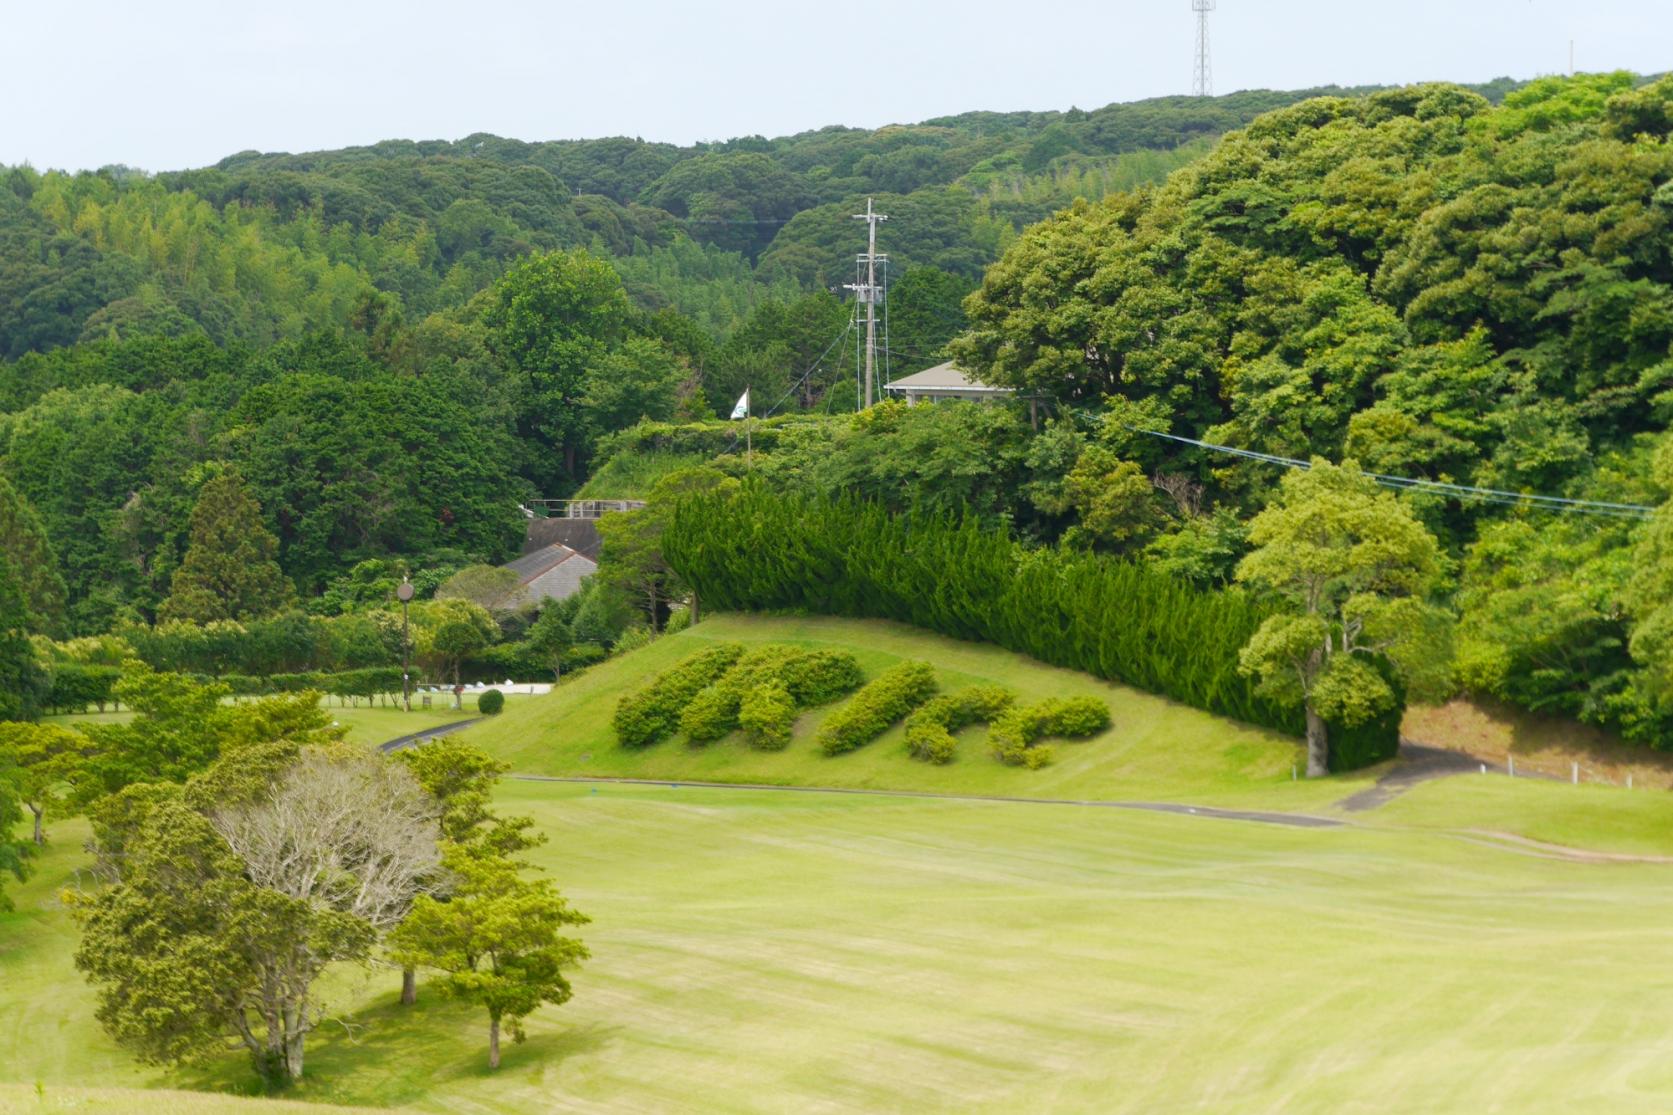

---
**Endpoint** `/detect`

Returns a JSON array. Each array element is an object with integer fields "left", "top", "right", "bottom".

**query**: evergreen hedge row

[{"left": 664, "top": 485, "right": 1400, "bottom": 771}]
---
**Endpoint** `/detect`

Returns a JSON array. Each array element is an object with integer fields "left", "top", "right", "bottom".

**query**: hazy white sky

[{"left": 2, "top": 0, "right": 1666, "bottom": 172}]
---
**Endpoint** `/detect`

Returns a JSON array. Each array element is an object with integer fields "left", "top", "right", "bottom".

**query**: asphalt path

[{"left": 376, "top": 717, "right": 483, "bottom": 753}]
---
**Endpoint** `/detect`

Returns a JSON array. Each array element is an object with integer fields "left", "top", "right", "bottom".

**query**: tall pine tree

[
  {"left": 0, "top": 475, "right": 68, "bottom": 636},
  {"left": 160, "top": 470, "right": 293, "bottom": 624},
  {"left": 0, "top": 549, "right": 47, "bottom": 722}
]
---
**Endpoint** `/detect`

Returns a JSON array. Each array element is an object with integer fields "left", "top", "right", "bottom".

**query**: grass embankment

[
  {"left": 574, "top": 449, "right": 710, "bottom": 498},
  {"left": 9, "top": 784, "right": 1673, "bottom": 1113},
  {"left": 456, "top": 612, "right": 1354, "bottom": 810}
]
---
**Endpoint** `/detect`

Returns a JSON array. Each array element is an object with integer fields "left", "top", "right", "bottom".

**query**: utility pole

[
  {"left": 1192, "top": 0, "right": 1215, "bottom": 98},
  {"left": 844, "top": 198, "right": 888, "bottom": 407}
]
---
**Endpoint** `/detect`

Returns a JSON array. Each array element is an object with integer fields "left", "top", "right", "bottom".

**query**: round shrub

[
  {"left": 477, "top": 688, "right": 505, "bottom": 715},
  {"left": 779, "top": 650, "right": 864, "bottom": 706},
  {"left": 904, "top": 719, "right": 958, "bottom": 764},
  {"left": 739, "top": 680, "right": 797, "bottom": 750},
  {"left": 680, "top": 683, "right": 742, "bottom": 743}
]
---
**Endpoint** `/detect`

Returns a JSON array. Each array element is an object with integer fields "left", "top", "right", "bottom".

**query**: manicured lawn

[
  {"left": 1368, "top": 775, "right": 1673, "bottom": 857},
  {"left": 9, "top": 782, "right": 1673, "bottom": 1112},
  {"left": 44, "top": 699, "right": 518, "bottom": 750},
  {"left": 457, "top": 613, "right": 1351, "bottom": 810},
  {"left": 10, "top": 614, "right": 1673, "bottom": 1111}
]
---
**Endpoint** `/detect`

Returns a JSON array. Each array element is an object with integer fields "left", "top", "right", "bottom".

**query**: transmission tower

[
  {"left": 843, "top": 197, "right": 888, "bottom": 408},
  {"left": 1192, "top": 0, "right": 1214, "bottom": 98}
]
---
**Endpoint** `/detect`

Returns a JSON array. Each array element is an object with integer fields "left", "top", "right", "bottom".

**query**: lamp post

[{"left": 398, "top": 575, "right": 414, "bottom": 713}]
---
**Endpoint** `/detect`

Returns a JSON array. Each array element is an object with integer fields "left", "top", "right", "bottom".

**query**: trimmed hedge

[
  {"left": 903, "top": 685, "right": 1017, "bottom": 764},
  {"left": 779, "top": 650, "right": 865, "bottom": 707},
  {"left": 664, "top": 485, "right": 1399, "bottom": 772},
  {"left": 45, "top": 664, "right": 121, "bottom": 714},
  {"left": 816, "top": 661, "right": 938, "bottom": 757},
  {"left": 612, "top": 644, "right": 745, "bottom": 748},
  {"left": 738, "top": 681, "right": 797, "bottom": 750},
  {"left": 679, "top": 645, "right": 864, "bottom": 747},
  {"left": 990, "top": 697, "right": 1112, "bottom": 769},
  {"left": 477, "top": 688, "right": 505, "bottom": 715}
]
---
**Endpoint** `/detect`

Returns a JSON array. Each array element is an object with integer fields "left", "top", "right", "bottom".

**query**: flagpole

[{"left": 746, "top": 387, "right": 752, "bottom": 469}]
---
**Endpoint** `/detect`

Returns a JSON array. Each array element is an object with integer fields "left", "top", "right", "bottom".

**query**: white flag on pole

[{"left": 730, "top": 389, "right": 750, "bottom": 420}]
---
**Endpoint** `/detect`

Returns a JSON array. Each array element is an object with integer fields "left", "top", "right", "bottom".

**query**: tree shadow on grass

[{"left": 171, "top": 991, "right": 618, "bottom": 1108}]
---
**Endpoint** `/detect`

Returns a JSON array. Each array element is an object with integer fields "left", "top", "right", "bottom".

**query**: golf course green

[{"left": 5, "top": 614, "right": 1673, "bottom": 1112}]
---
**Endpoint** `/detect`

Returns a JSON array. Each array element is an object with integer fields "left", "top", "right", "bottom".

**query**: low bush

[
  {"left": 613, "top": 626, "right": 656, "bottom": 655},
  {"left": 679, "top": 646, "right": 792, "bottom": 743},
  {"left": 738, "top": 680, "right": 797, "bottom": 750},
  {"left": 477, "top": 688, "right": 505, "bottom": 715},
  {"left": 679, "top": 645, "right": 864, "bottom": 745},
  {"left": 903, "top": 685, "right": 1019, "bottom": 764},
  {"left": 817, "top": 661, "right": 938, "bottom": 756},
  {"left": 779, "top": 650, "right": 866, "bottom": 706},
  {"left": 990, "top": 696, "right": 1111, "bottom": 768},
  {"left": 903, "top": 717, "right": 959, "bottom": 764},
  {"left": 45, "top": 663, "right": 121, "bottom": 713},
  {"left": 612, "top": 643, "right": 745, "bottom": 748}
]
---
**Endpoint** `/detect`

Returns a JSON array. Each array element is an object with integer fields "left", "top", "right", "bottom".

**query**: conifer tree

[
  {"left": 160, "top": 470, "right": 293, "bottom": 624},
  {"left": 0, "top": 550, "right": 47, "bottom": 722},
  {"left": 0, "top": 475, "right": 68, "bottom": 636}
]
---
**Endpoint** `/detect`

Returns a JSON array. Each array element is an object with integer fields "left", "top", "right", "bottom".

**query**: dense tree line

[
  {"left": 951, "top": 72, "right": 1673, "bottom": 746},
  {"left": 1, "top": 85, "right": 1488, "bottom": 360}
]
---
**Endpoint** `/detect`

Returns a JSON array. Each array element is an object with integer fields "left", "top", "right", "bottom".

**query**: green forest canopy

[{"left": 12, "top": 72, "right": 1673, "bottom": 755}]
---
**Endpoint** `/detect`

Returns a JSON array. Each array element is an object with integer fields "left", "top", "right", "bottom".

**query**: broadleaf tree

[
  {"left": 1234, "top": 459, "right": 1451, "bottom": 776},
  {"left": 391, "top": 843, "right": 588, "bottom": 1070}
]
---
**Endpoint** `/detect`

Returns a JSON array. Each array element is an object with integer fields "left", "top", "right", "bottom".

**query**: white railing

[{"left": 521, "top": 499, "right": 646, "bottom": 520}]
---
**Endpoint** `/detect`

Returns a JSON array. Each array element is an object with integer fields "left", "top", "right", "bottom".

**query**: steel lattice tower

[{"left": 1192, "top": 0, "right": 1214, "bottom": 98}]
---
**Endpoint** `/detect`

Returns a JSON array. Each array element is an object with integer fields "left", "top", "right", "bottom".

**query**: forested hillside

[
  {"left": 1, "top": 85, "right": 1421, "bottom": 359},
  {"left": 0, "top": 85, "right": 1413, "bottom": 629},
  {"left": 14, "top": 72, "right": 1673, "bottom": 759},
  {"left": 949, "top": 72, "right": 1673, "bottom": 745}
]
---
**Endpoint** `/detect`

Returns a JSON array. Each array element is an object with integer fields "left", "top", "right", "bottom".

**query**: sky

[{"left": 2, "top": 0, "right": 1666, "bottom": 172}]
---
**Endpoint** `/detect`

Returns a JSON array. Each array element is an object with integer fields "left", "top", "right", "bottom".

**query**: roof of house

[
  {"left": 882, "top": 360, "right": 1013, "bottom": 394},
  {"left": 501, "top": 542, "right": 597, "bottom": 605}
]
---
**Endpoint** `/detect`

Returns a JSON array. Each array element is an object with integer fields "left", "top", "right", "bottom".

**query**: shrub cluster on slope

[
  {"left": 989, "top": 697, "right": 1112, "bottom": 769},
  {"left": 664, "top": 485, "right": 1399, "bottom": 770},
  {"left": 611, "top": 643, "right": 744, "bottom": 748},
  {"left": 815, "top": 661, "right": 939, "bottom": 757},
  {"left": 904, "top": 686, "right": 1017, "bottom": 764},
  {"left": 679, "top": 644, "right": 863, "bottom": 749}
]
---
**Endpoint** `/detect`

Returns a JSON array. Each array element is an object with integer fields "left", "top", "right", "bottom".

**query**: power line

[{"left": 1123, "top": 426, "right": 1656, "bottom": 519}]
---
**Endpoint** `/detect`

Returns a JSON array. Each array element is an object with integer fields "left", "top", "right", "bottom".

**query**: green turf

[
  {"left": 43, "top": 699, "right": 515, "bottom": 750},
  {"left": 1367, "top": 775, "right": 1673, "bottom": 857},
  {"left": 456, "top": 613, "right": 1353, "bottom": 810},
  {"left": 9, "top": 782, "right": 1673, "bottom": 1113}
]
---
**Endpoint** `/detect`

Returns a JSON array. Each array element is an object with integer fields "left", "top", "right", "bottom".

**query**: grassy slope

[
  {"left": 9, "top": 784, "right": 1673, "bottom": 1113},
  {"left": 459, "top": 612, "right": 1360, "bottom": 810},
  {"left": 45, "top": 702, "right": 496, "bottom": 749},
  {"left": 574, "top": 450, "right": 711, "bottom": 499}
]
